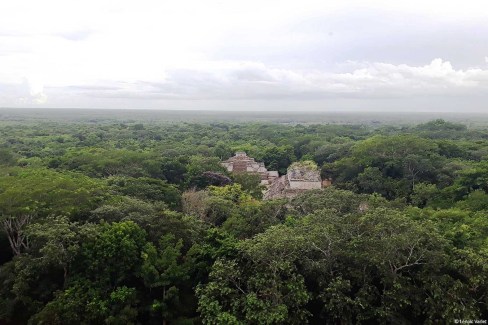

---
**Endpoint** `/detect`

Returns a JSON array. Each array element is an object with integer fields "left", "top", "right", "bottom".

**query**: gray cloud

[
  {"left": 63, "top": 85, "right": 124, "bottom": 91},
  {"left": 211, "top": 9, "right": 488, "bottom": 70},
  {"left": 40, "top": 59, "right": 488, "bottom": 104}
]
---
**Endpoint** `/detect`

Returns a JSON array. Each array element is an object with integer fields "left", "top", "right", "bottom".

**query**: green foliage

[
  {"left": 75, "top": 221, "right": 147, "bottom": 286},
  {"left": 222, "top": 200, "right": 285, "bottom": 239},
  {"left": 231, "top": 172, "right": 264, "bottom": 199},
  {"left": 27, "top": 216, "right": 98, "bottom": 283},
  {"left": 90, "top": 196, "right": 166, "bottom": 223},
  {"left": 161, "top": 157, "right": 187, "bottom": 184},
  {"left": 288, "top": 160, "right": 318, "bottom": 171},
  {"left": 417, "top": 119, "right": 467, "bottom": 131},
  {"left": 30, "top": 281, "right": 139, "bottom": 325},
  {"left": 197, "top": 224, "right": 311, "bottom": 324},
  {"left": 141, "top": 234, "right": 189, "bottom": 323},
  {"left": 1, "top": 117, "right": 488, "bottom": 323},
  {"left": 0, "top": 167, "right": 105, "bottom": 217},
  {"left": 262, "top": 145, "right": 296, "bottom": 175},
  {"left": 208, "top": 184, "right": 253, "bottom": 204},
  {"left": 411, "top": 182, "right": 440, "bottom": 207},
  {"left": 27, "top": 222, "right": 147, "bottom": 324},
  {"left": 289, "top": 187, "right": 370, "bottom": 215},
  {"left": 455, "top": 161, "right": 488, "bottom": 195},
  {"left": 108, "top": 176, "right": 181, "bottom": 209},
  {"left": 186, "top": 156, "right": 229, "bottom": 189},
  {"left": 0, "top": 147, "right": 16, "bottom": 166},
  {"left": 197, "top": 254, "right": 310, "bottom": 324}
]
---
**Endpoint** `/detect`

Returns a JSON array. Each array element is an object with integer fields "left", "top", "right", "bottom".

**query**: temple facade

[
  {"left": 221, "top": 152, "right": 279, "bottom": 185},
  {"left": 264, "top": 161, "right": 323, "bottom": 199},
  {"left": 287, "top": 162, "right": 322, "bottom": 190}
]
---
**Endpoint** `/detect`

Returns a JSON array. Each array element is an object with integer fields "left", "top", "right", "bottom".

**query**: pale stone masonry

[
  {"left": 264, "top": 161, "right": 324, "bottom": 199},
  {"left": 221, "top": 152, "right": 279, "bottom": 185},
  {"left": 221, "top": 154, "right": 330, "bottom": 198},
  {"left": 287, "top": 163, "right": 322, "bottom": 190}
]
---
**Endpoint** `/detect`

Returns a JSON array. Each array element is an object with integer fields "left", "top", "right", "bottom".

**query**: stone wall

[
  {"left": 264, "top": 160, "right": 323, "bottom": 199},
  {"left": 221, "top": 152, "right": 279, "bottom": 184},
  {"left": 288, "top": 180, "right": 322, "bottom": 190}
]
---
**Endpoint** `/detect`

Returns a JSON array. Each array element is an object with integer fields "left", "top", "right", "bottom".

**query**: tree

[
  {"left": 140, "top": 234, "right": 189, "bottom": 325},
  {"left": 75, "top": 221, "right": 147, "bottom": 286},
  {"left": 232, "top": 172, "right": 265, "bottom": 200},
  {"left": 0, "top": 168, "right": 105, "bottom": 217},
  {"left": 0, "top": 168, "right": 105, "bottom": 255},
  {"left": 197, "top": 225, "right": 310, "bottom": 324},
  {"left": 222, "top": 200, "right": 285, "bottom": 239},
  {"left": 262, "top": 145, "right": 296, "bottom": 175},
  {"left": 456, "top": 190, "right": 488, "bottom": 211},
  {"left": 58, "top": 148, "right": 161, "bottom": 178},
  {"left": 356, "top": 167, "right": 395, "bottom": 198},
  {"left": 29, "top": 222, "right": 147, "bottom": 324},
  {"left": 455, "top": 161, "right": 488, "bottom": 196},
  {"left": 30, "top": 281, "right": 139, "bottom": 325},
  {"left": 410, "top": 183, "right": 439, "bottom": 207},
  {"left": 208, "top": 184, "right": 253, "bottom": 204},
  {"left": 1, "top": 214, "right": 33, "bottom": 256},
  {"left": 290, "top": 187, "right": 370, "bottom": 216},
  {"left": 0, "top": 220, "right": 98, "bottom": 323},
  {"left": 108, "top": 176, "right": 181, "bottom": 209},
  {"left": 403, "top": 153, "right": 435, "bottom": 190},
  {"left": 213, "top": 142, "right": 233, "bottom": 160},
  {"left": 161, "top": 157, "right": 187, "bottom": 185},
  {"left": 27, "top": 216, "right": 97, "bottom": 287},
  {"left": 332, "top": 135, "right": 443, "bottom": 198},
  {"left": 0, "top": 147, "right": 16, "bottom": 166},
  {"left": 186, "top": 156, "right": 229, "bottom": 189},
  {"left": 199, "top": 171, "right": 232, "bottom": 187}
]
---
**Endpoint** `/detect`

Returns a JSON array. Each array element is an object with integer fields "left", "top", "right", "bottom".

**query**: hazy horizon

[{"left": 4, "top": 106, "right": 488, "bottom": 113}]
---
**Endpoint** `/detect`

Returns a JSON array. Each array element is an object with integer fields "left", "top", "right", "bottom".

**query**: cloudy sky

[{"left": 1, "top": 0, "right": 488, "bottom": 111}]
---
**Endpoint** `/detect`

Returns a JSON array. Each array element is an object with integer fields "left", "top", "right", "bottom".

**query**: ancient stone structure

[
  {"left": 221, "top": 152, "right": 279, "bottom": 185},
  {"left": 287, "top": 162, "right": 322, "bottom": 190},
  {"left": 264, "top": 161, "right": 323, "bottom": 199}
]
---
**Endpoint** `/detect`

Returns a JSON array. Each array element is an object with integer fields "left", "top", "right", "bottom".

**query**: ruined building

[
  {"left": 221, "top": 152, "right": 279, "bottom": 185},
  {"left": 264, "top": 161, "right": 323, "bottom": 199}
]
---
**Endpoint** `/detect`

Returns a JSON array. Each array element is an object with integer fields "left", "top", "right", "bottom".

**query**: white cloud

[
  {"left": 30, "top": 58, "right": 485, "bottom": 104},
  {"left": 0, "top": 78, "right": 47, "bottom": 105},
  {"left": 1, "top": 0, "right": 488, "bottom": 109},
  {"left": 180, "top": 58, "right": 488, "bottom": 98}
]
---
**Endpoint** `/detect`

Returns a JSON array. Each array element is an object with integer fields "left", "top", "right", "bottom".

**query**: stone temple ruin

[
  {"left": 264, "top": 161, "right": 323, "bottom": 199},
  {"left": 221, "top": 152, "right": 279, "bottom": 185},
  {"left": 221, "top": 152, "right": 329, "bottom": 199}
]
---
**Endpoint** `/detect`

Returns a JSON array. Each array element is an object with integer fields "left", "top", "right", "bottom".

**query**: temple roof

[{"left": 287, "top": 161, "right": 321, "bottom": 182}]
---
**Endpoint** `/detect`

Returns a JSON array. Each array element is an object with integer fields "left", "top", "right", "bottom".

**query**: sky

[{"left": 1, "top": 0, "right": 488, "bottom": 111}]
